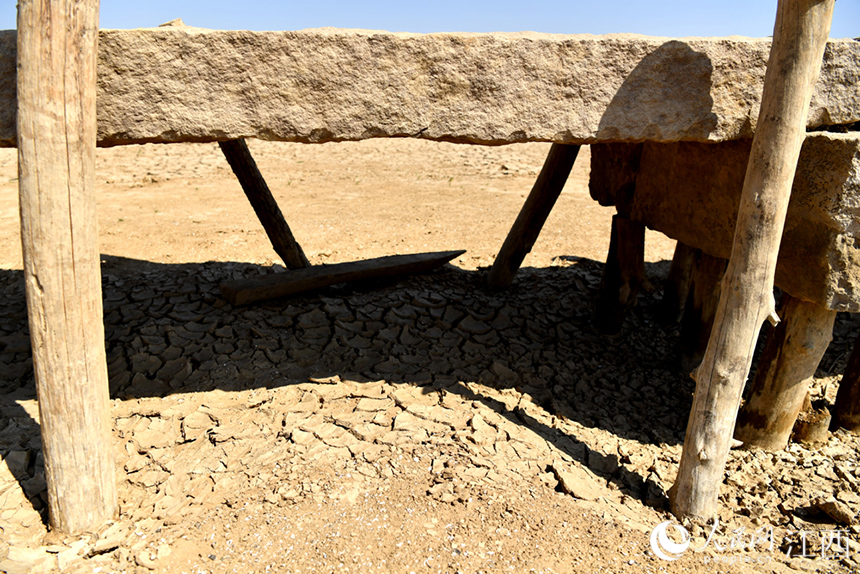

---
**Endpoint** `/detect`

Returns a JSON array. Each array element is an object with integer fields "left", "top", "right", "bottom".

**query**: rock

[
  {"left": 392, "top": 386, "right": 438, "bottom": 407},
  {"left": 135, "top": 418, "right": 177, "bottom": 449},
  {"left": 813, "top": 496, "right": 856, "bottom": 525},
  {"left": 594, "top": 134, "right": 860, "bottom": 310},
  {"left": 129, "top": 468, "right": 170, "bottom": 487},
  {"left": 406, "top": 404, "right": 470, "bottom": 430},
  {"left": 458, "top": 316, "right": 492, "bottom": 335},
  {"left": 130, "top": 353, "right": 162, "bottom": 375},
  {"left": 156, "top": 357, "right": 192, "bottom": 385},
  {"left": 394, "top": 411, "right": 447, "bottom": 435},
  {"left": 1, "top": 546, "right": 54, "bottom": 574},
  {"left": 1, "top": 30, "right": 858, "bottom": 147},
  {"left": 355, "top": 397, "right": 394, "bottom": 412},
  {"left": 551, "top": 461, "right": 607, "bottom": 501},
  {"left": 468, "top": 414, "right": 497, "bottom": 446},
  {"left": 351, "top": 423, "right": 388, "bottom": 442},
  {"left": 587, "top": 450, "right": 620, "bottom": 476},
  {"left": 135, "top": 549, "right": 157, "bottom": 570}
]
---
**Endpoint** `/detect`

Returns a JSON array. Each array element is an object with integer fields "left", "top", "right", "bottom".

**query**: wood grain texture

[
  {"left": 219, "top": 139, "right": 309, "bottom": 270},
  {"left": 221, "top": 251, "right": 465, "bottom": 306},
  {"left": 17, "top": 0, "right": 117, "bottom": 533},
  {"left": 734, "top": 294, "right": 835, "bottom": 450},
  {"left": 669, "top": 0, "right": 835, "bottom": 520},
  {"left": 487, "top": 144, "right": 579, "bottom": 288}
]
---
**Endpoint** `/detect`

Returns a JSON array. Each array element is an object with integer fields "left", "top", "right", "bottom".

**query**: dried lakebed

[{"left": 1, "top": 257, "right": 860, "bottom": 573}]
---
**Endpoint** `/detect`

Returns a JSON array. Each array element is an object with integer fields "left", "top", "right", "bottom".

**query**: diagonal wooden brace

[
  {"left": 486, "top": 143, "right": 580, "bottom": 288},
  {"left": 219, "top": 138, "right": 310, "bottom": 269}
]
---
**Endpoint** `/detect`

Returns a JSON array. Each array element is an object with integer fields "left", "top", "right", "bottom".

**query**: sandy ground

[{"left": 0, "top": 139, "right": 858, "bottom": 574}]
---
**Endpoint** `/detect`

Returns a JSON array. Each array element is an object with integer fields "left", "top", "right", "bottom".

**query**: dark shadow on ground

[{"left": 1, "top": 254, "right": 856, "bottom": 517}]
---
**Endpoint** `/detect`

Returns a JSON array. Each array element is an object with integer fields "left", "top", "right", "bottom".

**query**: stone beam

[
  {"left": 0, "top": 27, "right": 857, "bottom": 147},
  {"left": 591, "top": 132, "right": 860, "bottom": 311}
]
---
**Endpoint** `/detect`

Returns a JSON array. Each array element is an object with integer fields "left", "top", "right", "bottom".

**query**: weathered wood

[
  {"left": 679, "top": 250, "right": 728, "bottom": 374},
  {"left": 734, "top": 294, "right": 835, "bottom": 450},
  {"left": 792, "top": 406, "right": 831, "bottom": 445},
  {"left": 221, "top": 250, "right": 465, "bottom": 306},
  {"left": 17, "top": 0, "right": 117, "bottom": 533},
  {"left": 219, "top": 139, "right": 309, "bottom": 270},
  {"left": 669, "top": 0, "right": 834, "bottom": 520},
  {"left": 834, "top": 336, "right": 860, "bottom": 432},
  {"left": 591, "top": 214, "right": 646, "bottom": 336},
  {"left": 659, "top": 241, "right": 696, "bottom": 325},
  {"left": 487, "top": 143, "right": 579, "bottom": 288}
]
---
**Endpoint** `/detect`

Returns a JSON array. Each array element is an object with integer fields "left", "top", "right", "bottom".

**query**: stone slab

[
  {"left": 590, "top": 132, "right": 860, "bottom": 311},
  {"left": 0, "top": 27, "right": 857, "bottom": 147}
]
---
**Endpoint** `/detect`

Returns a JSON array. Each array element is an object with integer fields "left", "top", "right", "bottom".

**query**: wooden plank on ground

[{"left": 221, "top": 250, "right": 465, "bottom": 306}]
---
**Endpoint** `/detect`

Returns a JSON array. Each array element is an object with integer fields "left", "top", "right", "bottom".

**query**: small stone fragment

[
  {"left": 551, "top": 460, "right": 607, "bottom": 501},
  {"left": 813, "top": 496, "right": 856, "bottom": 525}
]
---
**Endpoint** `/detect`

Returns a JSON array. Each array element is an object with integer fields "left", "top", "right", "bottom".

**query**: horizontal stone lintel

[
  {"left": 591, "top": 132, "right": 860, "bottom": 311},
  {"left": 0, "top": 27, "right": 857, "bottom": 148}
]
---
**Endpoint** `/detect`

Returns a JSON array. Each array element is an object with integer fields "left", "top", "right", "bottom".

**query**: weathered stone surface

[
  {"left": 591, "top": 132, "right": 860, "bottom": 311},
  {"left": 0, "top": 28, "right": 857, "bottom": 147},
  {"left": 551, "top": 460, "right": 607, "bottom": 501},
  {"left": 812, "top": 496, "right": 856, "bottom": 525}
]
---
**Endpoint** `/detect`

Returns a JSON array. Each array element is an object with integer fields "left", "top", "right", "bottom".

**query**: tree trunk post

[
  {"left": 591, "top": 214, "right": 646, "bottom": 336},
  {"left": 679, "top": 250, "right": 728, "bottom": 374},
  {"left": 219, "top": 139, "right": 310, "bottom": 270},
  {"left": 659, "top": 241, "right": 696, "bottom": 325},
  {"left": 17, "top": 0, "right": 117, "bottom": 533},
  {"left": 734, "top": 294, "right": 835, "bottom": 449},
  {"left": 834, "top": 336, "right": 860, "bottom": 432},
  {"left": 486, "top": 143, "right": 579, "bottom": 288},
  {"left": 668, "top": 0, "right": 834, "bottom": 519}
]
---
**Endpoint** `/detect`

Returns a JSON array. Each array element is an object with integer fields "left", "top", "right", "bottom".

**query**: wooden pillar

[
  {"left": 219, "top": 139, "right": 310, "bottom": 270},
  {"left": 669, "top": 0, "right": 834, "bottom": 519},
  {"left": 834, "top": 336, "right": 860, "bottom": 431},
  {"left": 659, "top": 241, "right": 696, "bottom": 325},
  {"left": 486, "top": 143, "right": 579, "bottom": 288},
  {"left": 734, "top": 294, "right": 835, "bottom": 449},
  {"left": 679, "top": 250, "right": 728, "bottom": 374},
  {"left": 17, "top": 0, "right": 117, "bottom": 533},
  {"left": 591, "top": 214, "right": 646, "bottom": 336}
]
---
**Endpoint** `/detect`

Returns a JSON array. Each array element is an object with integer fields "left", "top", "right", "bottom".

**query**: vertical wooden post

[
  {"left": 834, "top": 337, "right": 860, "bottom": 432},
  {"left": 219, "top": 139, "right": 310, "bottom": 270},
  {"left": 734, "top": 294, "right": 835, "bottom": 449},
  {"left": 679, "top": 250, "right": 728, "bottom": 374},
  {"left": 17, "top": 0, "right": 117, "bottom": 533},
  {"left": 486, "top": 143, "right": 579, "bottom": 288},
  {"left": 659, "top": 241, "right": 696, "bottom": 325},
  {"left": 669, "top": 0, "right": 834, "bottom": 519},
  {"left": 591, "top": 214, "right": 646, "bottom": 336}
]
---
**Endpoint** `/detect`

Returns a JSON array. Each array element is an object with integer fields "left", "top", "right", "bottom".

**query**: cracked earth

[{"left": 0, "top": 139, "right": 859, "bottom": 573}]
